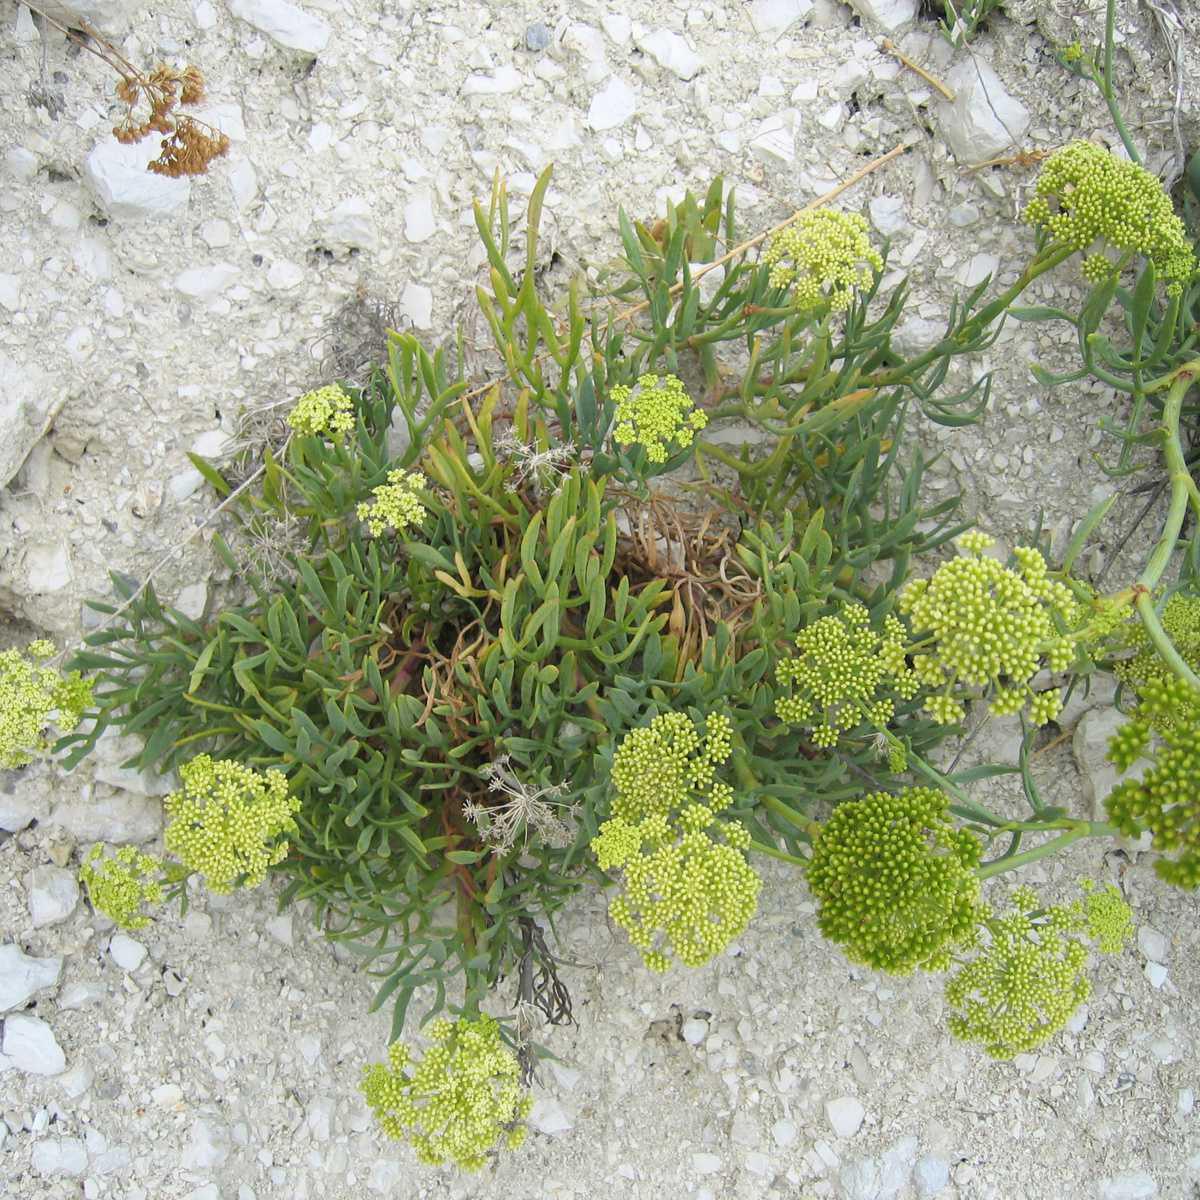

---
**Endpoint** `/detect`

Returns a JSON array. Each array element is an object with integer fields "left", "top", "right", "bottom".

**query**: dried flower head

[
  {"left": 0, "top": 640, "right": 92, "bottom": 769},
  {"left": 360, "top": 1015, "right": 532, "bottom": 1171},
  {"left": 763, "top": 208, "right": 883, "bottom": 311},
  {"left": 163, "top": 755, "right": 299, "bottom": 894},
  {"left": 463, "top": 756, "right": 577, "bottom": 851},
  {"left": 610, "top": 373, "right": 707, "bottom": 465},
  {"left": 493, "top": 429, "right": 574, "bottom": 496}
]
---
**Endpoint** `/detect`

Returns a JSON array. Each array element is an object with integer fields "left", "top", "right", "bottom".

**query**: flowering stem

[
  {"left": 975, "top": 820, "right": 1117, "bottom": 879},
  {"left": 904, "top": 750, "right": 1008, "bottom": 827},
  {"left": 1131, "top": 364, "right": 1200, "bottom": 692}
]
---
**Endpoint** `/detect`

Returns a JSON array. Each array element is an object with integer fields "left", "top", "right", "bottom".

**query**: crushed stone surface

[{"left": 1, "top": 1, "right": 1198, "bottom": 1197}]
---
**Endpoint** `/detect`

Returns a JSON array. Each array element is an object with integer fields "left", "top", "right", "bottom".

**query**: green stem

[
  {"left": 1132, "top": 363, "right": 1200, "bottom": 692},
  {"left": 749, "top": 838, "right": 808, "bottom": 866},
  {"left": 760, "top": 793, "right": 819, "bottom": 837},
  {"left": 1097, "top": 0, "right": 1140, "bottom": 164},
  {"left": 906, "top": 751, "right": 1008, "bottom": 827},
  {"left": 975, "top": 821, "right": 1117, "bottom": 879}
]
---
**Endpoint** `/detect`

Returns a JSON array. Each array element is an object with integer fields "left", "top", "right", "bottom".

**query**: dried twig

[{"left": 880, "top": 38, "right": 955, "bottom": 101}]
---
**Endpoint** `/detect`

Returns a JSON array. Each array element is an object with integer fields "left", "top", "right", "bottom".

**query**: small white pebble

[
  {"left": 771, "top": 1118, "right": 798, "bottom": 1148},
  {"left": 108, "top": 934, "right": 147, "bottom": 972},
  {"left": 1144, "top": 961, "right": 1168, "bottom": 989},
  {"left": 825, "top": 1097, "right": 865, "bottom": 1138}
]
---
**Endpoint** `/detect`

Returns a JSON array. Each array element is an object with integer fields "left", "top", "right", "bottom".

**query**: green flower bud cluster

[
  {"left": 360, "top": 1015, "right": 531, "bottom": 1171},
  {"left": 763, "top": 209, "right": 884, "bottom": 312},
  {"left": 774, "top": 603, "right": 919, "bottom": 748},
  {"left": 610, "top": 373, "right": 707, "bottom": 464},
  {"left": 945, "top": 882, "right": 1130, "bottom": 1059},
  {"left": 0, "top": 640, "right": 92, "bottom": 769},
  {"left": 164, "top": 755, "right": 299, "bottom": 894},
  {"left": 286, "top": 384, "right": 355, "bottom": 438},
  {"left": 1105, "top": 676, "right": 1200, "bottom": 888},
  {"left": 806, "top": 787, "right": 983, "bottom": 973},
  {"left": 899, "top": 532, "right": 1084, "bottom": 727},
  {"left": 1113, "top": 593, "right": 1200, "bottom": 733},
  {"left": 1025, "top": 140, "right": 1196, "bottom": 293},
  {"left": 593, "top": 711, "right": 760, "bottom": 971},
  {"left": 356, "top": 470, "right": 428, "bottom": 537},
  {"left": 79, "top": 845, "right": 165, "bottom": 930}
]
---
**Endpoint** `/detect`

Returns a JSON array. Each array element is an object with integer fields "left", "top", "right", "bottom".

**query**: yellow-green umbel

[
  {"left": 286, "top": 383, "right": 356, "bottom": 437},
  {"left": 944, "top": 883, "right": 1130, "bottom": 1059},
  {"left": 763, "top": 208, "right": 883, "bottom": 312},
  {"left": 1106, "top": 676, "right": 1200, "bottom": 888},
  {"left": 79, "top": 845, "right": 164, "bottom": 930},
  {"left": 356, "top": 469, "right": 428, "bottom": 537},
  {"left": 360, "top": 1016, "right": 531, "bottom": 1171},
  {"left": 0, "top": 640, "right": 92, "bottom": 769},
  {"left": 775, "top": 603, "right": 919, "bottom": 748},
  {"left": 163, "top": 756, "right": 299, "bottom": 894},
  {"left": 594, "top": 711, "right": 759, "bottom": 971},
  {"left": 610, "top": 373, "right": 707, "bottom": 464},
  {"left": 807, "top": 787, "right": 983, "bottom": 973},
  {"left": 899, "top": 532, "right": 1082, "bottom": 726},
  {"left": 1025, "top": 140, "right": 1197, "bottom": 293},
  {"left": 1114, "top": 593, "right": 1200, "bottom": 733}
]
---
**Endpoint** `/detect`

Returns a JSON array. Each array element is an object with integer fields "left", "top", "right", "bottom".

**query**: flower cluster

[
  {"left": 945, "top": 883, "right": 1130, "bottom": 1059},
  {"left": 112, "top": 64, "right": 230, "bottom": 178},
  {"left": 1105, "top": 676, "right": 1200, "bottom": 888},
  {"left": 610, "top": 374, "right": 708, "bottom": 464},
  {"left": 775, "top": 604, "right": 919, "bottom": 748},
  {"left": 1025, "top": 140, "right": 1196, "bottom": 293},
  {"left": 356, "top": 470, "right": 428, "bottom": 537},
  {"left": 287, "top": 384, "right": 356, "bottom": 438},
  {"left": 1113, "top": 593, "right": 1200, "bottom": 732},
  {"left": 592, "top": 711, "right": 760, "bottom": 971},
  {"left": 763, "top": 209, "right": 884, "bottom": 312},
  {"left": 899, "top": 532, "right": 1083, "bottom": 726},
  {"left": 0, "top": 640, "right": 92, "bottom": 770},
  {"left": 79, "top": 845, "right": 165, "bottom": 930},
  {"left": 806, "top": 787, "right": 983, "bottom": 973},
  {"left": 360, "top": 1016, "right": 531, "bottom": 1171},
  {"left": 163, "top": 756, "right": 299, "bottom": 894}
]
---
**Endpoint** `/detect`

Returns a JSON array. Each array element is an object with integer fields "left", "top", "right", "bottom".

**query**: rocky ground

[{"left": 1, "top": 0, "right": 1198, "bottom": 1198}]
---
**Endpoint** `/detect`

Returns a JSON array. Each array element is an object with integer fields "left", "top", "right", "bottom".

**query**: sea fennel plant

[{"left": 39, "top": 130, "right": 1200, "bottom": 1169}]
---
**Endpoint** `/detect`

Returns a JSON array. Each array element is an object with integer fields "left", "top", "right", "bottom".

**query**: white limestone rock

[
  {"left": 635, "top": 29, "right": 703, "bottom": 80},
  {"left": 463, "top": 65, "right": 522, "bottom": 95},
  {"left": 0, "top": 944, "right": 63, "bottom": 1011},
  {"left": 404, "top": 191, "right": 436, "bottom": 243},
  {"left": 826, "top": 1096, "right": 866, "bottom": 1137},
  {"left": 588, "top": 76, "right": 637, "bottom": 131},
  {"left": 174, "top": 264, "right": 240, "bottom": 299},
  {"left": 845, "top": 0, "right": 918, "bottom": 32},
  {"left": 915, "top": 1155, "right": 951, "bottom": 1196},
  {"left": 936, "top": 58, "right": 1031, "bottom": 164},
  {"left": 319, "top": 197, "right": 378, "bottom": 254},
  {"left": 92, "top": 730, "right": 177, "bottom": 798},
  {"left": 182, "top": 1117, "right": 231, "bottom": 1169},
  {"left": 749, "top": 0, "right": 814, "bottom": 36},
  {"left": 1099, "top": 1174, "right": 1158, "bottom": 1200},
  {"left": 0, "top": 766, "right": 53, "bottom": 832},
  {"left": 0, "top": 359, "right": 75, "bottom": 488},
  {"left": 2, "top": 1013, "right": 66, "bottom": 1075},
  {"left": 400, "top": 282, "right": 433, "bottom": 330},
  {"left": 27, "top": 866, "right": 80, "bottom": 928},
  {"left": 50, "top": 788, "right": 163, "bottom": 843},
  {"left": 109, "top": 933, "right": 147, "bottom": 971},
  {"left": 84, "top": 138, "right": 191, "bottom": 220},
  {"left": 529, "top": 1096, "right": 573, "bottom": 1135},
  {"left": 869, "top": 195, "right": 908, "bottom": 236},
  {"left": 229, "top": 0, "right": 330, "bottom": 54},
  {"left": 31, "top": 1136, "right": 88, "bottom": 1177}
]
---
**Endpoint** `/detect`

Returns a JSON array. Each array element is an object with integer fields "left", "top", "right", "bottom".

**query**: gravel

[{"left": 1, "top": 1, "right": 1197, "bottom": 1197}]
